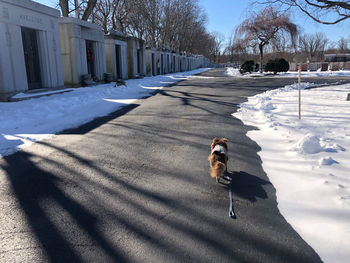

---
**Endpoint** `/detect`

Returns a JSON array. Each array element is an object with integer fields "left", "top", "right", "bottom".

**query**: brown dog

[{"left": 208, "top": 138, "right": 228, "bottom": 182}]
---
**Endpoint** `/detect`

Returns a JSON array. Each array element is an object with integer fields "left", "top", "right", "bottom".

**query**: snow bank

[
  {"left": 226, "top": 67, "right": 241, "bottom": 77},
  {"left": 279, "top": 71, "right": 350, "bottom": 78},
  {"left": 0, "top": 68, "right": 209, "bottom": 157},
  {"left": 226, "top": 67, "right": 350, "bottom": 78},
  {"left": 233, "top": 82, "right": 350, "bottom": 263}
]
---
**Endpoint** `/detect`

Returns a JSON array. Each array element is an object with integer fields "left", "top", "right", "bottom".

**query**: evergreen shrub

[
  {"left": 239, "top": 60, "right": 255, "bottom": 74},
  {"left": 265, "top": 58, "right": 289, "bottom": 74}
]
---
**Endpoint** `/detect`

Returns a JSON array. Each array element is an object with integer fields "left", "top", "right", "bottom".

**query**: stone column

[{"left": 0, "top": 23, "right": 27, "bottom": 98}]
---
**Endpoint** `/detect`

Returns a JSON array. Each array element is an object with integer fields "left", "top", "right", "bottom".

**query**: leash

[
  {"left": 228, "top": 180, "right": 235, "bottom": 218},
  {"left": 226, "top": 169, "right": 236, "bottom": 219}
]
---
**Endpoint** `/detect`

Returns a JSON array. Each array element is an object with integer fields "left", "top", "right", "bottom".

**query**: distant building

[{"left": 324, "top": 54, "right": 350, "bottom": 62}]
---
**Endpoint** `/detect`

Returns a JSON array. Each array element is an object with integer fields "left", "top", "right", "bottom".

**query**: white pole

[{"left": 298, "top": 65, "right": 301, "bottom": 120}]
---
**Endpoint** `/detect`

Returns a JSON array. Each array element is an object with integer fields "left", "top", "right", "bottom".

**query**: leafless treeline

[
  {"left": 58, "top": 0, "right": 217, "bottom": 58},
  {"left": 225, "top": 31, "right": 349, "bottom": 64},
  {"left": 223, "top": 4, "right": 350, "bottom": 65},
  {"left": 225, "top": 33, "right": 349, "bottom": 64}
]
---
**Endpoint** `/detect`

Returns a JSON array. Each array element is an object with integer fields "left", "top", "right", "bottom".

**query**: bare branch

[{"left": 257, "top": 0, "right": 350, "bottom": 24}]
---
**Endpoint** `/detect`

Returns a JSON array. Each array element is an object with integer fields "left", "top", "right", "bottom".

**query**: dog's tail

[{"left": 210, "top": 162, "right": 226, "bottom": 179}]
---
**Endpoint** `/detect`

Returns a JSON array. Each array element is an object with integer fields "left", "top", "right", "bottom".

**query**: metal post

[{"left": 298, "top": 66, "right": 301, "bottom": 120}]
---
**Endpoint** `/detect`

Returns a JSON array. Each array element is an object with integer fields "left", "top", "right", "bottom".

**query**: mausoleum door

[
  {"left": 86, "top": 40, "right": 95, "bottom": 77},
  {"left": 157, "top": 59, "right": 160, "bottom": 75},
  {"left": 115, "top": 45, "right": 122, "bottom": 79},
  {"left": 137, "top": 50, "right": 141, "bottom": 74},
  {"left": 151, "top": 53, "right": 155, "bottom": 75},
  {"left": 21, "top": 27, "right": 41, "bottom": 90},
  {"left": 167, "top": 55, "right": 170, "bottom": 72}
]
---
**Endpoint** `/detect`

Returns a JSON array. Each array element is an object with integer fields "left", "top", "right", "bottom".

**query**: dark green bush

[
  {"left": 239, "top": 60, "right": 255, "bottom": 74},
  {"left": 255, "top": 63, "right": 260, "bottom": 72},
  {"left": 265, "top": 58, "right": 289, "bottom": 74}
]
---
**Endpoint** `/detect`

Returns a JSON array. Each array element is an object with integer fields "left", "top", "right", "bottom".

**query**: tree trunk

[
  {"left": 74, "top": 0, "right": 80, "bottom": 19},
  {"left": 82, "top": 0, "right": 97, "bottom": 21},
  {"left": 103, "top": 17, "right": 108, "bottom": 34},
  {"left": 59, "top": 0, "right": 69, "bottom": 17},
  {"left": 259, "top": 43, "right": 264, "bottom": 73}
]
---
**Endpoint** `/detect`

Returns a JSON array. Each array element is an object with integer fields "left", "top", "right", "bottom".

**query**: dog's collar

[{"left": 211, "top": 144, "right": 227, "bottom": 155}]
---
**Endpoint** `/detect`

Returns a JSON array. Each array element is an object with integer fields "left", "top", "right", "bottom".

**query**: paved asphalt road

[{"left": 2, "top": 68, "right": 350, "bottom": 262}]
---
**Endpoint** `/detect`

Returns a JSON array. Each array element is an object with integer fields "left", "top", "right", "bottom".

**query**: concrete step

[{"left": 9, "top": 88, "right": 74, "bottom": 102}]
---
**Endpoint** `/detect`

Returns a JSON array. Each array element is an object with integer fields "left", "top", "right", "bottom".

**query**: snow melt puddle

[{"left": 233, "top": 82, "right": 350, "bottom": 263}]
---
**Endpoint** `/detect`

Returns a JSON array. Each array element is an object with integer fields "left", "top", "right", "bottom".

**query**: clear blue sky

[
  {"left": 34, "top": 0, "right": 349, "bottom": 44},
  {"left": 198, "top": 0, "right": 349, "bottom": 43}
]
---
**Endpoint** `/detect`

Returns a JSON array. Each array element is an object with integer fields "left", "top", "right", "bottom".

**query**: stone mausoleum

[
  {"left": 104, "top": 30, "right": 128, "bottom": 80},
  {"left": 59, "top": 17, "right": 106, "bottom": 87},
  {"left": 145, "top": 47, "right": 157, "bottom": 76},
  {"left": 0, "top": 0, "right": 64, "bottom": 100},
  {"left": 127, "top": 37, "right": 146, "bottom": 78}
]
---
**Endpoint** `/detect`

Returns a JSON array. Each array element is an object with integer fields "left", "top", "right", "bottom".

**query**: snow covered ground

[
  {"left": 226, "top": 67, "right": 350, "bottom": 78},
  {"left": 0, "top": 68, "right": 209, "bottom": 157},
  {"left": 233, "top": 80, "right": 350, "bottom": 263}
]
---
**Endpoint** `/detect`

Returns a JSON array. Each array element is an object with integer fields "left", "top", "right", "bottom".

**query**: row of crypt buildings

[{"left": 0, "top": 0, "right": 212, "bottom": 101}]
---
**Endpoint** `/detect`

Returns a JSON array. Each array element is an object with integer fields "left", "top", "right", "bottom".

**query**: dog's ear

[
  {"left": 211, "top": 138, "right": 219, "bottom": 149},
  {"left": 220, "top": 138, "right": 228, "bottom": 150}
]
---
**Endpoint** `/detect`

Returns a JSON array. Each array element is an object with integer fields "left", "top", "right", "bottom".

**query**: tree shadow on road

[
  {"left": 226, "top": 171, "right": 271, "bottom": 202},
  {"left": 1, "top": 141, "right": 246, "bottom": 262}
]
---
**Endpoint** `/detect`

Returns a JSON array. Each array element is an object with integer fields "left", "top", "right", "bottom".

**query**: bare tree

[
  {"left": 82, "top": 0, "right": 97, "bottom": 20},
  {"left": 224, "top": 35, "right": 251, "bottom": 63},
  {"left": 92, "top": 0, "right": 129, "bottom": 34},
  {"left": 172, "top": 0, "right": 208, "bottom": 52},
  {"left": 236, "top": 7, "right": 298, "bottom": 72},
  {"left": 338, "top": 37, "right": 349, "bottom": 53},
  {"left": 92, "top": 0, "right": 112, "bottom": 33},
  {"left": 58, "top": 0, "right": 97, "bottom": 20},
  {"left": 224, "top": 32, "right": 237, "bottom": 62},
  {"left": 59, "top": 0, "right": 69, "bottom": 17},
  {"left": 298, "top": 32, "right": 328, "bottom": 61},
  {"left": 209, "top": 32, "right": 225, "bottom": 63},
  {"left": 111, "top": 0, "right": 128, "bottom": 32},
  {"left": 258, "top": 0, "right": 350, "bottom": 24},
  {"left": 66, "top": 0, "right": 214, "bottom": 58}
]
